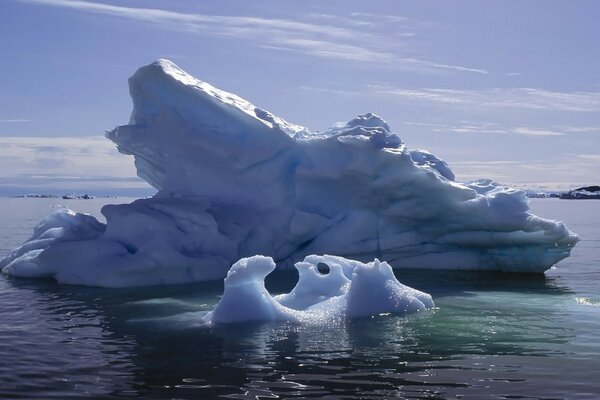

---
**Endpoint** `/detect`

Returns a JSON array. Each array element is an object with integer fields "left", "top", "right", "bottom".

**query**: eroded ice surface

[
  {"left": 204, "top": 255, "right": 434, "bottom": 324},
  {"left": 1, "top": 59, "right": 579, "bottom": 287}
]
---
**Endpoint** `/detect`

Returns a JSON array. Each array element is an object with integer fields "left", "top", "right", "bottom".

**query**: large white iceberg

[
  {"left": 1, "top": 59, "right": 579, "bottom": 287},
  {"left": 204, "top": 255, "right": 434, "bottom": 324}
]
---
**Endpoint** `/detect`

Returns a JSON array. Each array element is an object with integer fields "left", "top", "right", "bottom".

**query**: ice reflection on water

[{"left": 1, "top": 269, "right": 592, "bottom": 399}]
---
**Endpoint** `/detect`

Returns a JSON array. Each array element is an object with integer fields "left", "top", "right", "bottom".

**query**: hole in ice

[{"left": 316, "top": 262, "right": 330, "bottom": 275}]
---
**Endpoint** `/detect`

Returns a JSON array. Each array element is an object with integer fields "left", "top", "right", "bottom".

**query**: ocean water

[{"left": 0, "top": 197, "right": 598, "bottom": 399}]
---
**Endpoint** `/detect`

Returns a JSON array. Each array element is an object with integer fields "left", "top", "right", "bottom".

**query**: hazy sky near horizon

[{"left": 1, "top": 0, "right": 599, "bottom": 194}]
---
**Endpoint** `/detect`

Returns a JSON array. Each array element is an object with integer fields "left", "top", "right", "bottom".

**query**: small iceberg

[{"left": 204, "top": 255, "right": 434, "bottom": 324}]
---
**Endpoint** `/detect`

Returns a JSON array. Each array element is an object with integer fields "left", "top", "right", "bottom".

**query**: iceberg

[
  {"left": 204, "top": 255, "right": 434, "bottom": 324},
  {"left": 1, "top": 59, "right": 579, "bottom": 287}
]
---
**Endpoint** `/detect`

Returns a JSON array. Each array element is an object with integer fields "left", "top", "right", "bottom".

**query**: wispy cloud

[
  {"left": 0, "top": 119, "right": 30, "bottom": 123},
  {"left": 0, "top": 136, "right": 150, "bottom": 193},
  {"left": 447, "top": 124, "right": 564, "bottom": 136},
  {"left": 576, "top": 154, "right": 600, "bottom": 161},
  {"left": 17, "top": 0, "right": 487, "bottom": 74},
  {"left": 401, "top": 58, "right": 488, "bottom": 74},
  {"left": 561, "top": 126, "right": 600, "bottom": 133},
  {"left": 369, "top": 86, "right": 600, "bottom": 112},
  {"left": 403, "top": 121, "right": 447, "bottom": 128},
  {"left": 18, "top": 0, "right": 352, "bottom": 38},
  {"left": 407, "top": 120, "right": 600, "bottom": 137},
  {"left": 272, "top": 38, "right": 395, "bottom": 63},
  {"left": 452, "top": 160, "right": 526, "bottom": 165},
  {"left": 306, "top": 13, "right": 372, "bottom": 27},
  {"left": 350, "top": 12, "right": 409, "bottom": 23},
  {"left": 511, "top": 127, "right": 564, "bottom": 136},
  {"left": 299, "top": 86, "right": 360, "bottom": 96}
]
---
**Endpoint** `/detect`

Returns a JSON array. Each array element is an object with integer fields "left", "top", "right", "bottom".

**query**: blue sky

[{"left": 1, "top": 0, "right": 599, "bottom": 194}]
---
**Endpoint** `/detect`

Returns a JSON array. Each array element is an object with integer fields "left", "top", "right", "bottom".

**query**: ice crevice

[{"left": 0, "top": 59, "right": 579, "bottom": 287}]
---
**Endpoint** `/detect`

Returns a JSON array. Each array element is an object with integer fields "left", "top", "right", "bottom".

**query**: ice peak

[
  {"left": 345, "top": 113, "right": 391, "bottom": 132},
  {"left": 320, "top": 112, "right": 401, "bottom": 149},
  {"left": 132, "top": 59, "right": 308, "bottom": 138},
  {"left": 149, "top": 58, "right": 199, "bottom": 87}
]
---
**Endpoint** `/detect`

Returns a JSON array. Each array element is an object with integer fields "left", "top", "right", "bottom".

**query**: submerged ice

[
  {"left": 204, "top": 255, "right": 434, "bottom": 324},
  {"left": 1, "top": 59, "right": 579, "bottom": 287}
]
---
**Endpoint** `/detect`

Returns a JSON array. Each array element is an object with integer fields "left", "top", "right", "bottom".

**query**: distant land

[
  {"left": 526, "top": 185, "right": 600, "bottom": 199},
  {"left": 8, "top": 186, "right": 599, "bottom": 200},
  {"left": 558, "top": 186, "right": 600, "bottom": 200},
  {"left": 4, "top": 188, "right": 157, "bottom": 199},
  {"left": 10, "top": 194, "right": 116, "bottom": 200}
]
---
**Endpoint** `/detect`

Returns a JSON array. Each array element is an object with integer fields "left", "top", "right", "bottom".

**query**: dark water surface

[{"left": 0, "top": 198, "right": 598, "bottom": 399}]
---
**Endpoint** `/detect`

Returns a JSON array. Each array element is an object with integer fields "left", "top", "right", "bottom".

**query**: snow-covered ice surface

[
  {"left": 1, "top": 59, "right": 579, "bottom": 287},
  {"left": 204, "top": 255, "right": 434, "bottom": 324}
]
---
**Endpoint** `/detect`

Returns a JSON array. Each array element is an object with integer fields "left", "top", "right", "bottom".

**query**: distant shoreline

[
  {"left": 6, "top": 186, "right": 600, "bottom": 200},
  {"left": 8, "top": 194, "right": 123, "bottom": 199},
  {"left": 557, "top": 185, "right": 600, "bottom": 200}
]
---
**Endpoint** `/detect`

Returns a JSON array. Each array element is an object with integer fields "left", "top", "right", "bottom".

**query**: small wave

[{"left": 575, "top": 297, "right": 600, "bottom": 306}]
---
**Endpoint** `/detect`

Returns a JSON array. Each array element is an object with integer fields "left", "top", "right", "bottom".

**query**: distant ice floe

[
  {"left": 204, "top": 255, "right": 434, "bottom": 324},
  {"left": 1, "top": 59, "right": 579, "bottom": 287}
]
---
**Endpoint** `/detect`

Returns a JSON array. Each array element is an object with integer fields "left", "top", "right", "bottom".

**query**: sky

[{"left": 1, "top": 0, "right": 599, "bottom": 195}]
